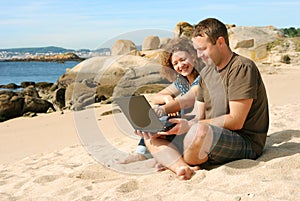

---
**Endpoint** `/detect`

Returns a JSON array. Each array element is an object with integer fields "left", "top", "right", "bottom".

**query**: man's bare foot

[
  {"left": 176, "top": 166, "right": 199, "bottom": 180},
  {"left": 119, "top": 153, "right": 147, "bottom": 164}
]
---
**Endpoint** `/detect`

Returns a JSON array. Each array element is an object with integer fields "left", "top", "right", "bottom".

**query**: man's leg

[{"left": 183, "top": 122, "right": 214, "bottom": 165}]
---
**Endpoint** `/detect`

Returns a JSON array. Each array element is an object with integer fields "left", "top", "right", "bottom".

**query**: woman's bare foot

[
  {"left": 176, "top": 166, "right": 199, "bottom": 180},
  {"left": 155, "top": 163, "right": 168, "bottom": 172},
  {"left": 119, "top": 153, "right": 147, "bottom": 164}
]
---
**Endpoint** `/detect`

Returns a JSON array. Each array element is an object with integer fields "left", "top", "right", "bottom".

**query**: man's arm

[{"left": 200, "top": 98, "right": 253, "bottom": 130}]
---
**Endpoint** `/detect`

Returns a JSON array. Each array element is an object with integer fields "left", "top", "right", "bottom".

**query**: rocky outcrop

[
  {"left": 140, "top": 49, "right": 171, "bottom": 66},
  {"left": 111, "top": 40, "right": 139, "bottom": 56},
  {"left": 56, "top": 54, "right": 170, "bottom": 110},
  {"left": 22, "top": 96, "right": 55, "bottom": 114},
  {"left": 229, "top": 26, "right": 284, "bottom": 61},
  {"left": 174, "top": 21, "right": 194, "bottom": 39},
  {"left": 142, "top": 36, "right": 160, "bottom": 51},
  {"left": 0, "top": 91, "right": 24, "bottom": 121},
  {"left": 0, "top": 81, "right": 54, "bottom": 90},
  {"left": 159, "top": 38, "right": 171, "bottom": 48},
  {"left": 113, "top": 64, "right": 170, "bottom": 97},
  {"left": 0, "top": 87, "right": 55, "bottom": 122}
]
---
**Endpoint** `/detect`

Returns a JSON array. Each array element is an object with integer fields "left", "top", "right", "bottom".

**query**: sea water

[{"left": 0, "top": 61, "right": 80, "bottom": 86}]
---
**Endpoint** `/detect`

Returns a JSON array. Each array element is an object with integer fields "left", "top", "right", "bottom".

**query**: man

[{"left": 136, "top": 18, "right": 269, "bottom": 180}]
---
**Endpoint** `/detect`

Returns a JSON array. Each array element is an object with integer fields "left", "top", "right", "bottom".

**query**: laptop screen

[{"left": 114, "top": 95, "right": 166, "bottom": 132}]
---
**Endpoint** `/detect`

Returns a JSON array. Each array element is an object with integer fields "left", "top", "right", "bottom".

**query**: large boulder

[
  {"left": 22, "top": 96, "right": 55, "bottom": 114},
  {"left": 22, "top": 85, "right": 40, "bottom": 98},
  {"left": 234, "top": 38, "right": 254, "bottom": 49},
  {"left": 113, "top": 64, "right": 170, "bottom": 98},
  {"left": 229, "top": 26, "right": 284, "bottom": 61},
  {"left": 174, "top": 21, "right": 193, "bottom": 39},
  {"left": 56, "top": 72, "right": 78, "bottom": 89},
  {"left": 140, "top": 49, "right": 171, "bottom": 67},
  {"left": 159, "top": 38, "right": 171, "bottom": 48},
  {"left": 142, "top": 36, "right": 160, "bottom": 51},
  {"left": 65, "top": 82, "right": 96, "bottom": 111},
  {"left": 61, "top": 55, "right": 164, "bottom": 110},
  {"left": 0, "top": 91, "right": 24, "bottom": 122},
  {"left": 111, "top": 39, "right": 139, "bottom": 56}
]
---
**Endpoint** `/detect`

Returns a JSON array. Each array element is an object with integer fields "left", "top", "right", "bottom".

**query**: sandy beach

[{"left": 0, "top": 63, "right": 299, "bottom": 201}]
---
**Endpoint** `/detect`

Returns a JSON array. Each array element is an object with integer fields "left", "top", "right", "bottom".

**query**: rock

[
  {"left": 95, "top": 84, "right": 115, "bottom": 102},
  {"left": 234, "top": 39, "right": 254, "bottom": 49},
  {"left": 22, "top": 86, "right": 40, "bottom": 98},
  {"left": 0, "top": 83, "right": 20, "bottom": 89},
  {"left": 22, "top": 96, "right": 56, "bottom": 114},
  {"left": 159, "top": 37, "right": 171, "bottom": 48},
  {"left": 57, "top": 72, "right": 78, "bottom": 89},
  {"left": 36, "top": 82, "right": 54, "bottom": 89},
  {"left": 65, "top": 82, "right": 95, "bottom": 111},
  {"left": 21, "top": 81, "right": 36, "bottom": 88},
  {"left": 174, "top": 21, "right": 193, "bottom": 39},
  {"left": 229, "top": 26, "right": 283, "bottom": 61},
  {"left": 142, "top": 36, "right": 160, "bottom": 51},
  {"left": 0, "top": 91, "right": 24, "bottom": 122},
  {"left": 140, "top": 49, "right": 171, "bottom": 67},
  {"left": 53, "top": 88, "right": 66, "bottom": 111},
  {"left": 59, "top": 52, "right": 170, "bottom": 105},
  {"left": 280, "top": 54, "right": 291, "bottom": 64},
  {"left": 111, "top": 39, "right": 138, "bottom": 56},
  {"left": 113, "top": 64, "right": 170, "bottom": 98},
  {"left": 0, "top": 86, "right": 57, "bottom": 121},
  {"left": 133, "top": 84, "right": 168, "bottom": 95}
]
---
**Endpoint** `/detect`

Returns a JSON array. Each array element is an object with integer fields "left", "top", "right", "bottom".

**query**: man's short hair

[{"left": 192, "top": 18, "right": 230, "bottom": 46}]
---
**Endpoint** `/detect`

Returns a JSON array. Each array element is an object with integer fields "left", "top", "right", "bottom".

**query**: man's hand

[{"left": 158, "top": 118, "right": 189, "bottom": 135}]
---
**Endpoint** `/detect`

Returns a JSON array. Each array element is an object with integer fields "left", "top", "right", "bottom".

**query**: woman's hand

[
  {"left": 153, "top": 105, "right": 166, "bottom": 118},
  {"left": 163, "top": 95, "right": 174, "bottom": 104},
  {"left": 168, "top": 112, "right": 180, "bottom": 117}
]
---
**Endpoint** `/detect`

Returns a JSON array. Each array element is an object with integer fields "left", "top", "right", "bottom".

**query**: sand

[{"left": 0, "top": 63, "right": 299, "bottom": 201}]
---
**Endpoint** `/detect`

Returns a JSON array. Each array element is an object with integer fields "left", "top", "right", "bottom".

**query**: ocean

[{"left": 0, "top": 61, "right": 80, "bottom": 86}]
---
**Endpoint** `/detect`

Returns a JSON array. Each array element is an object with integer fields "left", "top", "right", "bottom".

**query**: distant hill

[
  {"left": 0, "top": 46, "right": 112, "bottom": 60},
  {"left": 0, "top": 46, "right": 76, "bottom": 54},
  {"left": 0, "top": 46, "right": 111, "bottom": 54}
]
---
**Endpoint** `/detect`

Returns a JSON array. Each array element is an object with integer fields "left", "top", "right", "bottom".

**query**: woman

[{"left": 120, "top": 37, "right": 204, "bottom": 164}]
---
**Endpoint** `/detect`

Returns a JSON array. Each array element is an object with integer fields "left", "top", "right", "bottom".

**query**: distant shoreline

[
  {"left": 0, "top": 58, "right": 85, "bottom": 63},
  {"left": 0, "top": 52, "right": 86, "bottom": 63},
  {"left": 1, "top": 57, "right": 85, "bottom": 64}
]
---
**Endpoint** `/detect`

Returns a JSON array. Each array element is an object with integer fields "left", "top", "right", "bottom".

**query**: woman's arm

[
  {"left": 163, "top": 85, "right": 198, "bottom": 114},
  {"left": 150, "top": 83, "right": 180, "bottom": 105}
]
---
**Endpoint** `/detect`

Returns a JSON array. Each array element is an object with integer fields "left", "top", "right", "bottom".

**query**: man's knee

[
  {"left": 185, "top": 123, "right": 210, "bottom": 147},
  {"left": 183, "top": 123, "right": 212, "bottom": 165}
]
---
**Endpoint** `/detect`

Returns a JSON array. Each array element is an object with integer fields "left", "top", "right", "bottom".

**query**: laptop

[{"left": 113, "top": 95, "right": 176, "bottom": 133}]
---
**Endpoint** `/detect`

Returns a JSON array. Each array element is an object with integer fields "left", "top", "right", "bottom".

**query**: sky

[{"left": 1, "top": 0, "right": 300, "bottom": 50}]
